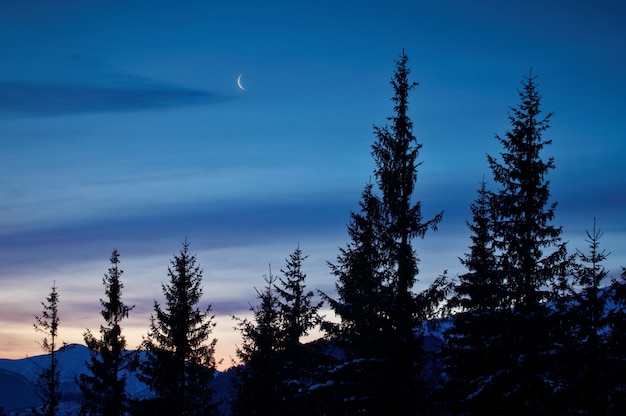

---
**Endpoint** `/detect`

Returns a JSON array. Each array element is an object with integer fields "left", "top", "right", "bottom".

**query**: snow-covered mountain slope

[
  {"left": 0, "top": 344, "right": 235, "bottom": 415},
  {"left": 0, "top": 368, "right": 38, "bottom": 412},
  {"left": 0, "top": 344, "right": 153, "bottom": 413}
]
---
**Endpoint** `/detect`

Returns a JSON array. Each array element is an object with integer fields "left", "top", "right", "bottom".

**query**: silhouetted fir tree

[
  {"left": 372, "top": 50, "right": 443, "bottom": 337},
  {"left": 487, "top": 71, "right": 567, "bottom": 309},
  {"left": 322, "top": 183, "right": 392, "bottom": 415},
  {"left": 605, "top": 267, "right": 626, "bottom": 413},
  {"left": 272, "top": 245, "right": 323, "bottom": 415},
  {"left": 138, "top": 241, "right": 218, "bottom": 416},
  {"left": 276, "top": 246, "right": 322, "bottom": 349},
  {"left": 30, "top": 283, "right": 63, "bottom": 416},
  {"left": 468, "top": 71, "right": 569, "bottom": 413},
  {"left": 79, "top": 249, "right": 135, "bottom": 416},
  {"left": 543, "top": 254, "right": 578, "bottom": 413},
  {"left": 231, "top": 266, "right": 283, "bottom": 416},
  {"left": 324, "top": 51, "right": 443, "bottom": 415},
  {"left": 441, "top": 178, "right": 507, "bottom": 413},
  {"left": 454, "top": 178, "right": 502, "bottom": 309},
  {"left": 372, "top": 52, "right": 444, "bottom": 415},
  {"left": 325, "top": 184, "right": 388, "bottom": 343},
  {"left": 561, "top": 220, "right": 612, "bottom": 413}
]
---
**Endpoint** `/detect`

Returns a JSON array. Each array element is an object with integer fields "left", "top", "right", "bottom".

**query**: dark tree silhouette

[
  {"left": 442, "top": 178, "right": 505, "bottom": 413},
  {"left": 79, "top": 249, "right": 135, "bottom": 416},
  {"left": 275, "top": 246, "right": 322, "bottom": 350},
  {"left": 454, "top": 178, "right": 501, "bottom": 310},
  {"left": 324, "top": 51, "right": 443, "bottom": 415},
  {"left": 326, "top": 183, "right": 387, "bottom": 336},
  {"left": 232, "top": 266, "right": 283, "bottom": 416},
  {"left": 487, "top": 71, "right": 567, "bottom": 312},
  {"left": 232, "top": 248, "right": 325, "bottom": 415},
  {"left": 30, "top": 283, "right": 63, "bottom": 416},
  {"left": 322, "top": 184, "right": 394, "bottom": 415},
  {"left": 273, "top": 246, "right": 323, "bottom": 414},
  {"left": 606, "top": 267, "right": 626, "bottom": 413},
  {"left": 139, "top": 240, "right": 218, "bottom": 416},
  {"left": 563, "top": 220, "right": 612, "bottom": 413},
  {"left": 451, "top": 71, "right": 570, "bottom": 413}
]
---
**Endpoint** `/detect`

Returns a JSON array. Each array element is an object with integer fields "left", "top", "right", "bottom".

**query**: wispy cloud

[{"left": 0, "top": 80, "right": 223, "bottom": 117}]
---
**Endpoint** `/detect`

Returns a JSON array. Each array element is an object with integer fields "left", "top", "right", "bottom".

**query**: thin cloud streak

[{"left": 0, "top": 80, "right": 223, "bottom": 117}]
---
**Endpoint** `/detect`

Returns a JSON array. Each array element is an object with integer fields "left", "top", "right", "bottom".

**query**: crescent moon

[{"left": 237, "top": 74, "right": 246, "bottom": 91}]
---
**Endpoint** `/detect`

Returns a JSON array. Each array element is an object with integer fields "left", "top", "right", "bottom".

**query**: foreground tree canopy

[
  {"left": 138, "top": 241, "right": 218, "bottom": 416},
  {"left": 79, "top": 250, "right": 135, "bottom": 416},
  {"left": 31, "top": 283, "right": 62, "bottom": 416},
  {"left": 25, "top": 54, "right": 625, "bottom": 416}
]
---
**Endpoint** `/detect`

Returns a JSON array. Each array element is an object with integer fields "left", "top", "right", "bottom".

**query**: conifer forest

[{"left": 5, "top": 53, "right": 626, "bottom": 416}]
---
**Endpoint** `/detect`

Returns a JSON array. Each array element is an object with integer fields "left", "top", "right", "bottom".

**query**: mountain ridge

[{"left": 0, "top": 343, "right": 236, "bottom": 415}]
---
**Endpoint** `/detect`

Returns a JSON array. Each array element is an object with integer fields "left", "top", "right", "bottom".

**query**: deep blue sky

[{"left": 1, "top": 0, "right": 625, "bottom": 366}]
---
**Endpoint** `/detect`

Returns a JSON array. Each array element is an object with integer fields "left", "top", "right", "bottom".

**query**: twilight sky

[{"left": 1, "top": 0, "right": 625, "bottom": 369}]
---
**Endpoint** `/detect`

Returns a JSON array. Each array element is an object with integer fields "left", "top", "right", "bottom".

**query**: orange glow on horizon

[{"left": 0, "top": 315, "right": 244, "bottom": 372}]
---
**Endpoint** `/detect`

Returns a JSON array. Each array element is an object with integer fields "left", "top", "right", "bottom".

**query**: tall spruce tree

[
  {"left": 564, "top": 220, "right": 612, "bottom": 413},
  {"left": 326, "top": 184, "right": 388, "bottom": 347},
  {"left": 455, "top": 179, "right": 500, "bottom": 310},
  {"left": 323, "top": 183, "right": 393, "bottom": 415},
  {"left": 273, "top": 246, "right": 323, "bottom": 414},
  {"left": 79, "top": 249, "right": 135, "bottom": 416},
  {"left": 139, "top": 241, "right": 218, "bottom": 416},
  {"left": 487, "top": 71, "right": 566, "bottom": 311},
  {"left": 325, "top": 51, "right": 443, "bottom": 415},
  {"left": 461, "top": 71, "right": 569, "bottom": 413},
  {"left": 232, "top": 266, "right": 283, "bottom": 416},
  {"left": 233, "top": 248, "right": 324, "bottom": 415},
  {"left": 372, "top": 54, "right": 443, "bottom": 414},
  {"left": 441, "top": 179, "right": 505, "bottom": 413},
  {"left": 31, "top": 283, "right": 62, "bottom": 416},
  {"left": 607, "top": 267, "right": 626, "bottom": 413},
  {"left": 276, "top": 246, "right": 322, "bottom": 350}
]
